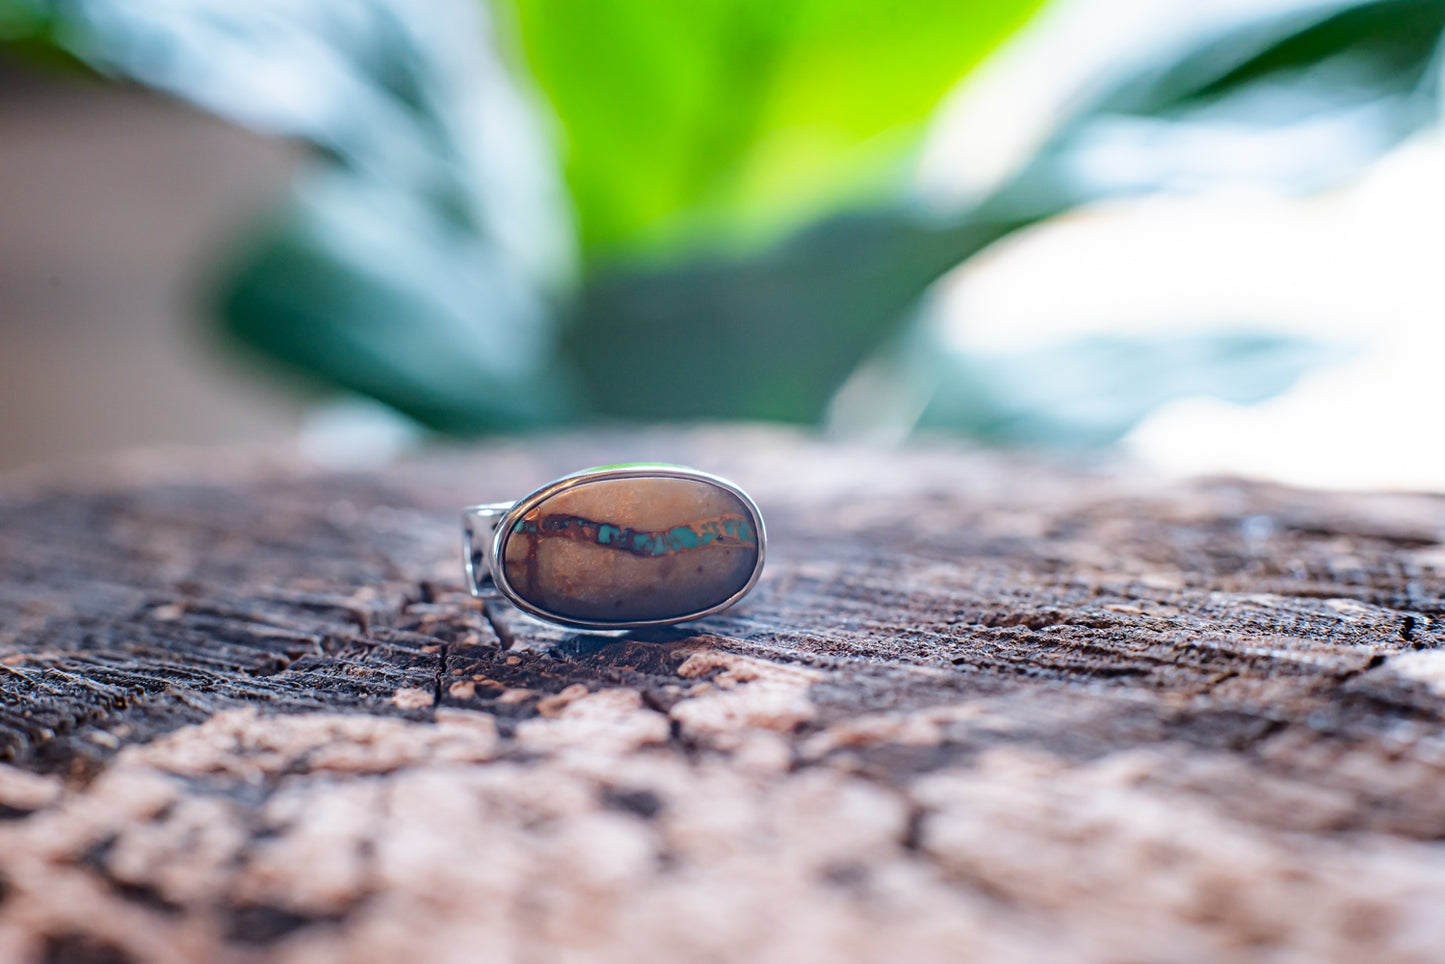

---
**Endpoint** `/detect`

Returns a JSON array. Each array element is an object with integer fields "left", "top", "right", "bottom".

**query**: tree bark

[{"left": 1, "top": 427, "right": 1443, "bottom": 963}]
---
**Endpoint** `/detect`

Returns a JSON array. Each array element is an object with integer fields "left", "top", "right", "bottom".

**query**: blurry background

[{"left": 1, "top": 0, "right": 1442, "bottom": 487}]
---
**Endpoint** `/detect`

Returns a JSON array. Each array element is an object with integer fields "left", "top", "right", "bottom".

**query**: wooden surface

[{"left": 3, "top": 428, "right": 1445, "bottom": 962}]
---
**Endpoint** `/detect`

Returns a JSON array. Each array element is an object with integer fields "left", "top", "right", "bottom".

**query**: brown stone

[{"left": 500, "top": 476, "right": 760, "bottom": 623}]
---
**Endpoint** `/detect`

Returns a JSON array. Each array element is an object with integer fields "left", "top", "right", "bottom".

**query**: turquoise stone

[{"left": 500, "top": 477, "right": 760, "bottom": 623}]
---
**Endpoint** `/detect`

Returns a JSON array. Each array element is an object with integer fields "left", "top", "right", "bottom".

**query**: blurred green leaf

[
  {"left": 0, "top": 0, "right": 45, "bottom": 36},
  {"left": 568, "top": 210, "right": 1030, "bottom": 423},
  {"left": 4, "top": 0, "right": 576, "bottom": 432},
  {"left": 500, "top": 0, "right": 1045, "bottom": 256},
  {"left": 0, "top": 1, "right": 90, "bottom": 73},
  {"left": 7, "top": 0, "right": 1443, "bottom": 440},
  {"left": 220, "top": 171, "right": 575, "bottom": 433},
  {"left": 572, "top": 0, "right": 1445, "bottom": 431},
  {"left": 906, "top": 331, "right": 1353, "bottom": 447},
  {"left": 989, "top": 0, "right": 1445, "bottom": 220}
]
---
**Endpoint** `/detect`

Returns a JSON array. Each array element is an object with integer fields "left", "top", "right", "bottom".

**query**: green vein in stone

[{"left": 511, "top": 514, "right": 755, "bottom": 558}]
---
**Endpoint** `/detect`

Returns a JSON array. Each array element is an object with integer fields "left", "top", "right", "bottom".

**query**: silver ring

[{"left": 462, "top": 464, "right": 766, "bottom": 630}]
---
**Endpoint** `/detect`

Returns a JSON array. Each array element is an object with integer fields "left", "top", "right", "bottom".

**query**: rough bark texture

[{"left": 2, "top": 427, "right": 1445, "bottom": 963}]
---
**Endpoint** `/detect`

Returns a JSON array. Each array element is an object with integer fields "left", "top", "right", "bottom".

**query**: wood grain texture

[{"left": 2, "top": 427, "right": 1445, "bottom": 963}]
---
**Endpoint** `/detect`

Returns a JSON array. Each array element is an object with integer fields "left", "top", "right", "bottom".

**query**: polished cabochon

[{"left": 486, "top": 465, "right": 765, "bottom": 629}]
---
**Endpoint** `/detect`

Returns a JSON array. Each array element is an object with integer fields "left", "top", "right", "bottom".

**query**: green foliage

[
  {"left": 0, "top": 0, "right": 88, "bottom": 73},
  {"left": 999, "top": 0, "right": 1445, "bottom": 214},
  {"left": 566, "top": 211, "right": 1027, "bottom": 423},
  {"left": 0, "top": 0, "right": 45, "bottom": 37},
  {"left": 572, "top": 0, "right": 1445, "bottom": 429},
  {"left": 5, "top": 0, "right": 1445, "bottom": 442},
  {"left": 219, "top": 173, "right": 575, "bottom": 434},
  {"left": 1, "top": 0, "right": 576, "bottom": 432},
  {"left": 500, "top": 0, "right": 1045, "bottom": 256}
]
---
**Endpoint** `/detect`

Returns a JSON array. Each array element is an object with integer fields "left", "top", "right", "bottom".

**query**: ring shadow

[{"left": 549, "top": 625, "right": 706, "bottom": 661}]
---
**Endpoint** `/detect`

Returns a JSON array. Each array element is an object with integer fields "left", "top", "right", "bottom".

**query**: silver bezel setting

[{"left": 472, "top": 464, "right": 766, "bottom": 631}]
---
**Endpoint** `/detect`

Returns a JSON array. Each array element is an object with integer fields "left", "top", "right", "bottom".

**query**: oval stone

[{"left": 499, "top": 476, "right": 760, "bottom": 624}]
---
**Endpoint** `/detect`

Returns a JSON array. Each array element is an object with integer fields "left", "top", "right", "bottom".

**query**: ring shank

[{"left": 461, "top": 502, "right": 515, "bottom": 596}]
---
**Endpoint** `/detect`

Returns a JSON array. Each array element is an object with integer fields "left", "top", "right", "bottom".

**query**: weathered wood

[{"left": 2, "top": 428, "right": 1445, "bottom": 962}]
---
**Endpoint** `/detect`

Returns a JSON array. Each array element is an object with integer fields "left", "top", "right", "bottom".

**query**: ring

[{"left": 462, "top": 464, "right": 766, "bottom": 629}]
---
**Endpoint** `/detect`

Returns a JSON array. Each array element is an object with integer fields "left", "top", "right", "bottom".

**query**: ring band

[{"left": 463, "top": 464, "right": 766, "bottom": 629}]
